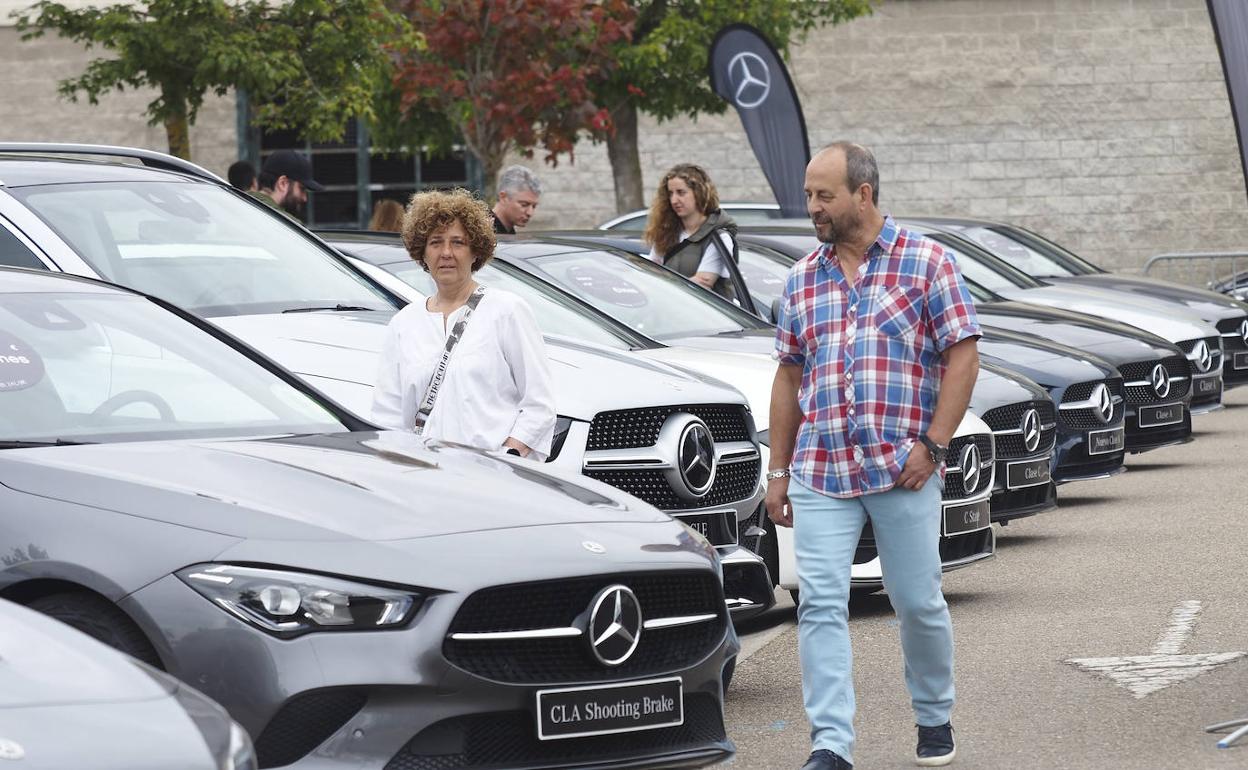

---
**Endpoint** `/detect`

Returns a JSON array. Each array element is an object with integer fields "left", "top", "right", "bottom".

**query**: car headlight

[
  {"left": 177, "top": 564, "right": 423, "bottom": 638},
  {"left": 547, "top": 415, "right": 576, "bottom": 461}
]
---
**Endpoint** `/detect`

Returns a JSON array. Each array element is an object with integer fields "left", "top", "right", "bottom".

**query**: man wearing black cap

[{"left": 251, "top": 150, "right": 324, "bottom": 220}]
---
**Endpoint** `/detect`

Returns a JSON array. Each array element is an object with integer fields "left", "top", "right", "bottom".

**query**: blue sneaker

[{"left": 916, "top": 722, "right": 956, "bottom": 766}]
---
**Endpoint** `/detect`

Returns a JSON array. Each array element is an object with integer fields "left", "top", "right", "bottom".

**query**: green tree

[
  {"left": 390, "top": 0, "right": 635, "bottom": 200},
  {"left": 14, "top": 0, "right": 408, "bottom": 160},
  {"left": 594, "top": 1, "right": 873, "bottom": 214}
]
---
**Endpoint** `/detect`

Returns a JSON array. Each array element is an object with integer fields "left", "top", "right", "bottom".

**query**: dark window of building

[{"left": 242, "top": 106, "right": 481, "bottom": 229}]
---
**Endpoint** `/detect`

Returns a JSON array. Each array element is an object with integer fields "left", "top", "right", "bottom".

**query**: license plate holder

[
  {"left": 537, "top": 677, "right": 683, "bottom": 740},
  {"left": 676, "top": 511, "right": 736, "bottom": 546},
  {"left": 1086, "top": 426, "right": 1125, "bottom": 455},
  {"left": 942, "top": 498, "right": 990, "bottom": 536},
  {"left": 1196, "top": 376, "right": 1221, "bottom": 396},
  {"left": 1005, "top": 457, "right": 1051, "bottom": 489},
  {"left": 1137, "top": 403, "right": 1184, "bottom": 428},
  {"left": 1235, "top": 352, "right": 1248, "bottom": 370}
]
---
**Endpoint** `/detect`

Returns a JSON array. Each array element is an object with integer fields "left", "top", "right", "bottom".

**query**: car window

[
  {"left": 0, "top": 291, "right": 345, "bottom": 443},
  {"left": 957, "top": 226, "right": 1077, "bottom": 278},
  {"left": 926, "top": 234, "right": 1040, "bottom": 293},
  {"left": 12, "top": 182, "right": 394, "bottom": 317},
  {"left": 525, "top": 249, "right": 765, "bottom": 339},
  {"left": 737, "top": 246, "right": 792, "bottom": 315},
  {"left": 0, "top": 225, "right": 45, "bottom": 271},
  {"left": 384, "top": 260, "right": 635, "bottom": 350}
]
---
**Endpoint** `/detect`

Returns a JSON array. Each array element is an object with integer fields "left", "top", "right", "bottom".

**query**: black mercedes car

[
  {"left": 908, "top": 216, "right": 1248, "bottom": 389},
  {"left": 732, "top": 228, "right": 1207, "bottom": 449}
]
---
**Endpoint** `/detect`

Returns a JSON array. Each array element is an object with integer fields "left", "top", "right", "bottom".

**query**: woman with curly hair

[
  {"left": 371, "top": 188, "right": 556, "bottom": 459},
  {"left": 642, "top": 163, "right": 739, "bottom": 298}
]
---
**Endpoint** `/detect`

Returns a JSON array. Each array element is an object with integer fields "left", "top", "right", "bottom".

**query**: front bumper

[{"left": 123, "top": 572, "right": 738, "bottom": 770}]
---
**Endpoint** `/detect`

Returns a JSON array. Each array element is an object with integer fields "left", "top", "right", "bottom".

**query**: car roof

[
  {"left": 0, "top": 266, "right": 132, "bottom": 295},
  {"left": 0, "top": 156, "right": 206, "bottom": 188}
]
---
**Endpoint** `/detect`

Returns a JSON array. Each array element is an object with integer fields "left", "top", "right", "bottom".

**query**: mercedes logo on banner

[
  {"left": 726, "top": 52, "right": 772, "bottom": 109},
  {"left": 1094, "top": 383, "right": 1115, "bottom": 424},
  {"left": 1022, "top": 408, "right": 1041, "bottom": 453},
  {"left": 960, "top": 443, "right": 981, "bottom": 496},
  {"left": 1151, "top": 363, "right": 1172, "bottom": 399},
  {"left": 587, "top": 584, "right": 643, "bottom": 667}
]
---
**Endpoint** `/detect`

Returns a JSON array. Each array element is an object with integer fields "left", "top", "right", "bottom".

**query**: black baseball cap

[{"left": 261, "top": 150, "right": 325, "bottom": 192}]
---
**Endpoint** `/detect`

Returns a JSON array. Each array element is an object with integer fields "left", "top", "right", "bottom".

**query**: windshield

[
  {"left": 14, "top": 182, "right": 395, "bottom": 317},
  {"left": 0, "top": 291, "right": 345, "bottom": 444},
  {"left": 382, "top": 259, "right": 638, "bottom": 350},
  {"left": 994, "top": 225, "right": 1102, "bottom": 275},
  {"left": 954, "top": 226, "right": 1079, "bottom": 278},
  {"left": 524, "top": 249, "right": 768, "bottom": 339},
  {"left": 925, "top": 233, "right": 1041, "bottom": 293},
  {"left": 737, "top": 246, "right": 793, "bottom": 313}
]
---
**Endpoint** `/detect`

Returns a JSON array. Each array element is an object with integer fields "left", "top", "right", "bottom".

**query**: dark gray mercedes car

[{"left": 0, "top": 268, "right": 737, "bottom": 769}]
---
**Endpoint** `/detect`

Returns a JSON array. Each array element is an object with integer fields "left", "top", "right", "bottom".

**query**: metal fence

[{"left": 1142, "top": 251, "right": 1248, "bottom": 291}]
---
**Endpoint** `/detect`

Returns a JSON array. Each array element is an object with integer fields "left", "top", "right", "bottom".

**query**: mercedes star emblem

[
  {"left": 960, "top": 443, "right": 981, "bottom": 496},
  {"left": 678, "top": 420, "right": 717, "bottom": 498},
  {"left": 726, "top": 51, "right": 772, "bottom": 109},
  {"left": 1192, "top": 339, "right": 1213, "bottom": 374},
  {"left": 587, "top": 584, "right": 643, "bottom": 666},
  {"left": 1240, "top": 319, "right": 1248, "bottom": 347},
  {"left": 582, "top": 541, "right": 606, "bottom": 554},
  {"left": 1150, "top": 363, "right": 1172, "bottom": 399},
  {"left": 1094, "top": 382, "right": 1114, "bottom": 424},
  {"left": 1022, "top": 408, "right": 1041, "bottom": 453}
]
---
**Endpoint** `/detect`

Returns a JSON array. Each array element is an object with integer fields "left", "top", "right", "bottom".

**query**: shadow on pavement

[{"left": 1052, "top": 495, "right": 1118, "bottom": 508}]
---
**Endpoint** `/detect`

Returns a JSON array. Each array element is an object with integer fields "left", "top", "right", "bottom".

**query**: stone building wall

[{"left": 4, "top": 0, "right": 1246, "bottom": 273}]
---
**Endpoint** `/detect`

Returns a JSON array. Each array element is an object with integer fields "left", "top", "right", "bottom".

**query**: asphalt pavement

[{"left": 725, "top": 386, "right": 1248, "bottom": 769}]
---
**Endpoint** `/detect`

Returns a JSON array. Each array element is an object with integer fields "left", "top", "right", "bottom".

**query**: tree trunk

[
  {"left": 164, "top": 107, "right": 191, "bottom": 160},
  {"left": 480, "top": 149, "right": 504, "bottom": 205},
  {"left": 606, "top": 101, "right": 645, "bottom": 215}
]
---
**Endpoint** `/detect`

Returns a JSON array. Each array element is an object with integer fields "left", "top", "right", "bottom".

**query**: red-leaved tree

[{"left": 391, "top": 0, "right": 634, "bottom": 200}]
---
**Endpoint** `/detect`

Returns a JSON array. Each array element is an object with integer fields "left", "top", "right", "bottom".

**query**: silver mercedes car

[
  {"left": 0, "top": 597, "right": 256, "bottom": 770},
  {"left": 0, "top": 268, "right": 737, "bottom": 769}
]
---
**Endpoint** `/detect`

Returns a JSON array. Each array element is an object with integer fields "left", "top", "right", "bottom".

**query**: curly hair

[
  {"left": 401, "top": 188, "right": 496, "bottom": 273},
  {"left": 642, "top": 164, "right": 721, "bottom": 257}
]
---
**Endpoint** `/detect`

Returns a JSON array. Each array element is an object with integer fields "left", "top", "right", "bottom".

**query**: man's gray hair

[
  {"left": 825, "top": 141, "right": 879, "bottom": 205},
  {"left": 498, "top": 165, "right": 542, "bottom": 196}
]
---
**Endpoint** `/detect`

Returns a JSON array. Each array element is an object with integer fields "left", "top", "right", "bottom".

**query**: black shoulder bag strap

[{"left": 413, "top": 285, "right": 486, "bottom": 435}]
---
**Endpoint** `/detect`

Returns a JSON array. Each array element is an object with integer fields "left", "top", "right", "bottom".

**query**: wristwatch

[
  {"left": 765, "top": 468, "right": 791, "bottom": 481},
  {"left": 918, "top": 434, "right": 948, "bottom": 465}
]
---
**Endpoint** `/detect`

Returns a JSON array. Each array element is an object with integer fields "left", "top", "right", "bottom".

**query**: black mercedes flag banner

[
  {"left": 1208, "top": 0, "right": 1248, "bottom": 205},
  {"left": 708, "top": 24, "right": 810, "bottom": 218}
]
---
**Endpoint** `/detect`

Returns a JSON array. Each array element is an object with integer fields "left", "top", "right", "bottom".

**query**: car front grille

[
  {"left": 941, "top": 434, "right": 993, "bottom": 499},
  {"left": 583, "top": 457, "right": 760, "bottom": 511},
  {"left": 981, "top": 399, "right": 1057, "bottom": 459},
  {"left": 383, "top": 693, "right": 727, "bottom": 770},
  {"left": 586, "top": 404, "right": 751, "bottom": 450},
  {"left": 1118, "top": 357, "right": 1191, "bottom": 405},
  {"left": 444, "top": 572, "right": 726, "bottom": 685},
  {"left": 1217, "top": 317, "right": 1248, "bottom": 382},
  {"left": 1058, "top": 378, "right": 1125, "bottom": 430}
]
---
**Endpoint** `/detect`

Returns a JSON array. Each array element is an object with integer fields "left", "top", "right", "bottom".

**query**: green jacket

[{"left": 247, "top": 190, "right": 299, "bottom": 222}]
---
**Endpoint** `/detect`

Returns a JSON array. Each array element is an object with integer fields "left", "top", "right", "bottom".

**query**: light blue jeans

[{"left": 789, "top": 475, "right": 954, "bottom": 764}]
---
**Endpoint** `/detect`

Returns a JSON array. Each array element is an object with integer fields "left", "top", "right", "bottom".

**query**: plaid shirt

[{"left": 774, "top": 216, "right": 981, "bottom": 498}]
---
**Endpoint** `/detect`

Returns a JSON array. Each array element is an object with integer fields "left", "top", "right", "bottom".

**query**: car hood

[
  {"left": 1050, "top": 274, "right": 1248, "bottom": 322},
  {"left": 0, "top": 432, "right": 670, "bottom": 542},
  {"left": 212, "top": 312, "right": 746, "bottom": 421},
  {"left": 996, "top": 285, "right": 1216, "bottom": 342},
  {"left": 977, "top": 301, "right": 1182, "bottom": 364},
  {"left": 0, "top": 600, "right": 168, "bottom": 708},
  {"left": 664, "top": 328, "right": 776, "bottom": 356},
  {"left": 970, "top": 361, "right": 1049, "bottom": 414},
  {"left": 633, "top": 346, "right": 775, "bottom": 429},
  {"left": 979, "top": 324, "right": 1117, "bottom": 387}
]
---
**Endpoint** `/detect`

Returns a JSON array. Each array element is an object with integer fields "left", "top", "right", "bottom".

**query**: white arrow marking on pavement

[{"left": 1065, "top": 601, "right": 1246, "bottom": 698}]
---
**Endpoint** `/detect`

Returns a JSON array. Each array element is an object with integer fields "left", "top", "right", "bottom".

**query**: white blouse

[{"left": 371, "top": 288, "right": 557, "bottom": 459}]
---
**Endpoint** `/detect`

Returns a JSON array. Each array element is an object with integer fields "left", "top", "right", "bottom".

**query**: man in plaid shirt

[{"left": 767, "top": 143, "right": 981, "bottom": 770}]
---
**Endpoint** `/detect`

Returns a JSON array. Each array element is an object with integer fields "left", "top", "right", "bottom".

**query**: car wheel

[{"left": 28, "top": 592, "right": 163, "bottom": 669}]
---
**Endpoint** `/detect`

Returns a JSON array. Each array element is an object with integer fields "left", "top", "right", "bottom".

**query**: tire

[{"left": 28, "top": 591, "right": 163, "bottom": 669}]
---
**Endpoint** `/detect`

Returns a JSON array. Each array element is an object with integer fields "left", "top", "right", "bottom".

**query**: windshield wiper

[
  {"left": 0, "top": 439, "right": 94, "bottom": 449},
  {"left": 282, "top": 304, "right": 376, "bottom": 314}
]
